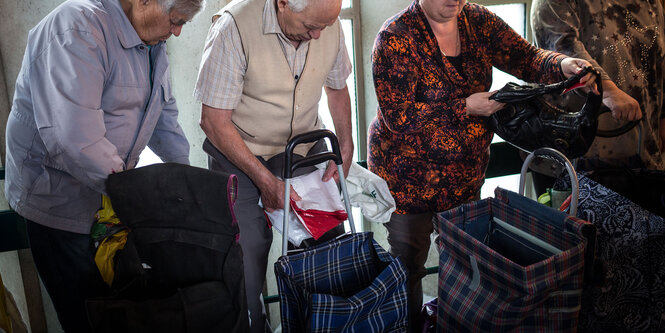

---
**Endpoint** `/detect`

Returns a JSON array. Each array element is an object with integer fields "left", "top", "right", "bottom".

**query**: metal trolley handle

[
  {"left": 281, "top": 129, "right": 356, "bottom": 255},
  {"left": 519, "top": 147, "right": 579, "bottom": 216}
]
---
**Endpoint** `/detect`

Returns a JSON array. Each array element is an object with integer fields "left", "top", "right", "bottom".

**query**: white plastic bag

[
  {"left": 345, "top": 163, "right": 396, "bottom": 223},
  {"left": 263, "top": 201, "right": 312, "bottom": 247},
  {"left": 263, "top": 168, "right": 346, "bottom": 246}
]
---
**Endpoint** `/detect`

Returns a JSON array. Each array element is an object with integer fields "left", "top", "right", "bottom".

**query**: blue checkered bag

[
  {"left": 275, "top": 232, "right": 408, "bottom": 332},
  {"left": 434, "top": 188, "right": 595, "bottom": 332}
]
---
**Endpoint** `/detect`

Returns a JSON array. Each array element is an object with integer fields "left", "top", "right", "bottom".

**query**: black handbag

[{"left": 488, "top": 67, "right": 602, "bottom": 158}]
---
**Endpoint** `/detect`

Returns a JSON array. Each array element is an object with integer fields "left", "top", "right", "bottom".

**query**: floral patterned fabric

[
  {"left": 532, "top": 0, "right": 665, "bottom": 170},
  {"left": 368, "top": 1, "right": 566, "bottom": 214}
]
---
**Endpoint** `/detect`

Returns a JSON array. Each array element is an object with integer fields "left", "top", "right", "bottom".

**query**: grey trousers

[
  {"left": 204, "top": 139, "right": 330, "bottom": 333},
  {"left": 384, "top": 212, "right": 434, "bottom": 333}
]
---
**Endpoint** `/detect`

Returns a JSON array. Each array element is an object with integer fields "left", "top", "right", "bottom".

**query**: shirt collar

[
  {"left": 263, "top": 0, "right": 282, "bottom": 35},
  {"left": 262, "top": 0, "right": 311, "bottom": 47},
  {"left": 103, "top": 0, "right": 160, "bottom": 48}
]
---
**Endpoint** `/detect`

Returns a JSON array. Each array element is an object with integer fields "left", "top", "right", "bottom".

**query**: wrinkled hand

[
  {"left": 560, "top": 58, "right": 599, "bottom": 95},
  {"left": 466, "top": 91, "right": 505, "bottom": 117},
  {"left": 322, "top": 143, "right": 353, "bottom": 183},
  {"left": 602, "top": 81, "right": 642, "bottom": 121},
  {"left": 259, "top": 175, "right": 301, "bottom": 212}
]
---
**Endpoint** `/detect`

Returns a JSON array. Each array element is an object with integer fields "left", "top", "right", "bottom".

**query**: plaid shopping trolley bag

[
  {"left": 434, "top": 148, "right": 597, "bottom": 332},
  {"left": 275, "top": 130, "right": 409, "bottom": 332},
  {"left": 275, "top": 232, "right": 408, "bottom": 332}
]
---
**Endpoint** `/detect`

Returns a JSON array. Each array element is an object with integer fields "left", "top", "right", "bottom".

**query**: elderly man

[
  {"left": 5, "top": 0, "right": 204, "bottom": 331},
  {"left": 194, "top": 0, "right": 353, "bottom": 331}
]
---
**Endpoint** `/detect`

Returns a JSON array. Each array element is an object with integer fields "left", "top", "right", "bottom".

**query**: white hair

[
  {"left": 286, "top": 0, "right": 310, "bottom": 13},
  {"left": 157, "top": 0, "right": 206, "bottom": 19}
]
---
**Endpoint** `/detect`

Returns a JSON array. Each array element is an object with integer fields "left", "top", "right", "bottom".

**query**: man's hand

[
  {"left": 602, "top": 80, "right": 642, "bottom": 121},
  {"left": 200, "top": 104, "right": 302, "bottom": 213},
  {"left": 321, "top": 143, "right": 354, "bottom": 182},
  {"left": 258, "top": 174, "right": 301, "bottom": 212},
  {"left": 466, "top": 91, "right": 505, "bottom": 116}
]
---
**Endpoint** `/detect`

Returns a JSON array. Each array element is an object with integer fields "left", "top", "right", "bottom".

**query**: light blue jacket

[{"left": 5, "top": 0, "right": 190, "bottom": 234}]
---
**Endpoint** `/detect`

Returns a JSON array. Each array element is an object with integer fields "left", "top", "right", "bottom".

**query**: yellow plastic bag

[
  {"left": 0, "top": 273, "right": 28, "bottom": 333},
  {"left": 92, "top": 195, "right": 128, "bottom": 286}
]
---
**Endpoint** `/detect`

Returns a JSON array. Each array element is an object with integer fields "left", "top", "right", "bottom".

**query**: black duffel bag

[{"left": 86, "top": 163, "right": 248, "bottom": 333}]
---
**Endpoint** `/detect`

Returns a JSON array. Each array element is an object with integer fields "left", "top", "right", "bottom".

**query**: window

[
  {"left": 318, "top": 0, "right": 363, "bottom": 163},
  {"left": 317, "top": 0, "right": 364, "bottom": 231},
  {"left": 317, "top": 19, "right": 359, "bottom": 162},
  {"left": 479, "top": 1, "right": 533, "bottom": 198}
]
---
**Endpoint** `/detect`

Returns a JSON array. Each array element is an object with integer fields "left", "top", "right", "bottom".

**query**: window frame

[{"left": 340, "top": 0, "right": 367, "bottom": 160}]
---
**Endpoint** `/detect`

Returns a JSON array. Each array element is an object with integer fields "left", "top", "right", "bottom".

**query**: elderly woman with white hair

[{"left": 5, "top": 0, "right": 205, "bottom": 331}]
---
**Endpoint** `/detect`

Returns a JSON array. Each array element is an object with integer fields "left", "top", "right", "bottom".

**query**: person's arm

[
  {"left": 194, "top": 13, "right": 300, "bottom": 212},
  {"left": 30, "top": 28, "right": 124, "bottom": 194},
  {"left": 148, "top": 72, "right": 190, "bottom": 164},
  {"left": 372, "top": 30, "right": 468, "bottom": 131},
  {"left": 531, "top": 0, "right": 641, "bottom": 121},
  {"left": 321, "top": 21, "right": 354, "bottom": 181},
  {"left": 200, "top": 105, "right": 300, "bottom": 212},
  {"left": 323, "top": 85, "right": 354, "bottom": 181},
  {"left": 601, "top": 80, "right": 642, "bottom": 121}
]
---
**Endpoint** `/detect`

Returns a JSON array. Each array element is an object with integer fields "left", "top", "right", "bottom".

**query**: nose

[
  {"left": 171, "top": 25, "right": 183, "bottom": 37},
  {"left": 308, "top": 29, "right": 321, "bottom": 40}
]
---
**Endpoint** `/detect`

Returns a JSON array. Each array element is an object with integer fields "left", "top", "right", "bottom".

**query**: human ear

[{"left": 276, "top": 0, "right": 288, "bottom": 12}]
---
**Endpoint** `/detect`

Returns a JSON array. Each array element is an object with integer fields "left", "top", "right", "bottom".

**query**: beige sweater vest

[{"left": 217, "top": 0, "right": 340, "bottom": 159}]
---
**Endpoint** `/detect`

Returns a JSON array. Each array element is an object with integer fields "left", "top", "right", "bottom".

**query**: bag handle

[
  {"left": 520, "top": 147, "right": 579, "bottom": 216},
  {"left": 596, "top": 106, "right": 640, "bottom": 137},
  {"left": 281, "top": 129, "right": 356, "bottom": 255}
]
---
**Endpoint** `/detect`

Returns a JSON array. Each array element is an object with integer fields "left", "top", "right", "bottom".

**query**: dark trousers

[
  {"left": 204, "top": 138, "right": 343, "bottom": 333},
  {"left": 384, "top": 212, "right": 434, "bottom": 333},
  {"left": 25, "top": 220, "right": 109, "bottom": 333}
]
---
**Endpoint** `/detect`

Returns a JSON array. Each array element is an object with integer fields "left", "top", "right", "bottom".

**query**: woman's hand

[
  {"left": 602, "top": 80, "right": 642, "bottom": 121},
  {"left": 466, "top": 91, "right": 505, "bottom": 116},
  {"left": 560, "top": 57, "right": 600, "bottom": 94}
]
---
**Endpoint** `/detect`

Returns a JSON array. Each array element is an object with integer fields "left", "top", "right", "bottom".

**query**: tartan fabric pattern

[
  {"left": 434, "top": 188, "right": 590, "bottom": 332},
  {"left": 275, "top": 232, "right": 408, "bottom": 332}
]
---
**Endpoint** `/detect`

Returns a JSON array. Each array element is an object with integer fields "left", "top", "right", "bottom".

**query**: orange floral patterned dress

[{"left": 368, "top": 1, "right": 566, "bottom": 214}]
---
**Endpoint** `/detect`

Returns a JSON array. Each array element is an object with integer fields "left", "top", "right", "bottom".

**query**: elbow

[{"left": 199, "top": 108, "right": 213, "bottom": 135}]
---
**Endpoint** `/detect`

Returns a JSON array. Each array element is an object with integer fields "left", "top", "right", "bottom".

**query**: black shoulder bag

[{"left": 488, "top": 67, "right": 602, "bottom": 158}]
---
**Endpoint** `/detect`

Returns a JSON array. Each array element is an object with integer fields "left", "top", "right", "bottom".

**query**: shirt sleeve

[
  {"left": 193, "top": 12, "right": 246, "bottom": 110},
  {"left": 324, "top": 21, "right": 353, "bottom": 89},
  {"left": 148, "top": 71, "right": 191, "bottom": 165},
  {"left": 29, "top": 28, "right": 125, "bottom": 193},
  {"left": 372, "top": 30, "right": 467, "bottom": 134},
  {"left": 475, "top": 6, "right": 567, "bottom": 84},
  {"left": 530, "top": 0, "right": 610, "bottom": 80}
]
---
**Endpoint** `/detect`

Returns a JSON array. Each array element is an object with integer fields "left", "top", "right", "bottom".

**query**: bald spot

[{"left": 301, "top": 0, "right": 342, "bottom": 25}]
